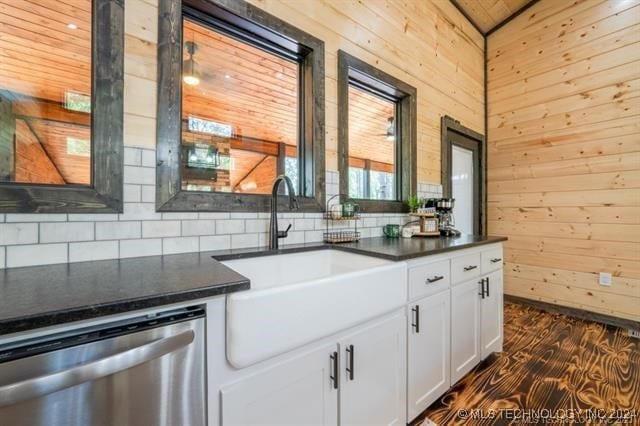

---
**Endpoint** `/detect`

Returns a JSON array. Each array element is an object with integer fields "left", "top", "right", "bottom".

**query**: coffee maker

[{"left": 436, "top": 198, "right": 461, "bottom": 237}]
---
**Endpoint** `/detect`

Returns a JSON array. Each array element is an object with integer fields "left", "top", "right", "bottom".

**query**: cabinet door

[
  {"left": 339, "top": 311, "right": 406, "bottom": 426},
  {"left": 407, "top": 290, "right": 451, "bottom": 422},
  {"left": 221, "top": 342, "right": 338, "bottom": 426},
  {"left": 481, "top": 269, "right": 504, "bottom": 359},
  {"left": 450, "top": 278, "right": 481, "bottom": 384}
]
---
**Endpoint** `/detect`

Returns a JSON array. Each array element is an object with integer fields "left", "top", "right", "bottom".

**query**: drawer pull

[
  {"left": 426, "top": 275, "right": 444, "bottom": 284},
  {"left": 490, "top": 258, "right": 502, "bottom": 263},
  {"left": 463, "top": 265, "right": 478, "bottom": 271}
]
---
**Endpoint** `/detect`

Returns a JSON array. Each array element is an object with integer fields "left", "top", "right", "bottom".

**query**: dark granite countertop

[
  {"left": 0, "top": 252, "right": 249, "bottom": 336},
  {"left": 211, "top": 235, "right": 507, "bottom": 262},
  {"left": 1, "top": 235, "right": 505, "bottom": 336}
]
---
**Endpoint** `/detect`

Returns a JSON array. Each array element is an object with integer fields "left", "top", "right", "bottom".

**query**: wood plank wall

[
  {"left": 246, "top": 0, "right": 484, "bottom": 183},
  {"left": 487, "top": 0, "right": 640, "bottom": 321}
]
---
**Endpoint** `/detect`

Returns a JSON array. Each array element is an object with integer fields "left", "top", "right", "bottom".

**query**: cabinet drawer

[
  {"left": 408, "top": 260, "right": 450, "bottom": 300},
  {"left": 451, "top": 253, "right": 481, "bottom": 285},
  {"left": 481, "top": 246, "right": 504, "bottom": 273}
]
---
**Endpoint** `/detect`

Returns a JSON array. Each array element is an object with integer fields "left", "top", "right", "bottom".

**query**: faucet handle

[{"left": 277, "top": 223, "right": 292, "bottom": 239}]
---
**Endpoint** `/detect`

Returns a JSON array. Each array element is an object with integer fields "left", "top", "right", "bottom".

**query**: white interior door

[{"left": 451, "top": 145, "right": 474, "bottom": 235}]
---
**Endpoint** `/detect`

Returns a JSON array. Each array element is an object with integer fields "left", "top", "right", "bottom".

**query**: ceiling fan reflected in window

[
  {"left": 183, "top": 41, "right": 201, "bottom": 86},
  {"left": 386, "top": 116, "right": 395, "bottom": 141}
]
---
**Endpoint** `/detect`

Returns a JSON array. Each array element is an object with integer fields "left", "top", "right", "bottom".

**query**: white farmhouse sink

[{"left": 223, "top": 250, "right": 407, "bottom": 368}]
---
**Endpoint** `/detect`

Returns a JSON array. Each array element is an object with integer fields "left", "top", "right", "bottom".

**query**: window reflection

[
  {"left": 347, "top": 85, "right": 396, "bottom": 200},
  {"left": 180, "top": 19, "right": 299, "bottom": 195},
  {"left": 0, "top": 0, "right": 92, "bottom": 186}
]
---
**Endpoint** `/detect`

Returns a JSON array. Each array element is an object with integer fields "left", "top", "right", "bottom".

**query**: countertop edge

[{"left": 0, "top": 279, "right": 249, "bottom": 337}]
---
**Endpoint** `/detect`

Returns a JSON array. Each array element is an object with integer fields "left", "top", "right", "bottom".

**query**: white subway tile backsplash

[
  {"left": 96, "top": 221, "right": 141, "bottom": 240},
  {"left": 141, "top": 185, "right": 155, "bottom": 203},
  {"left": 231, "top": 233, "right": 259, "bottom": 249},
  {"left": 245, "top": 219, "right": 268, "bottom": 233},
  {"left": 69, "top": 241, "right": 119, "bottom": 262},
  {"left": 230, "top": 212, "right": 258, "bottom": 219},
  {"left": 124, "top": 165, "right": 155, "bottom": 185},
  {"left": 120, "top": 238, "right": 161, "bottom": 258},
  {"left": 68, "top": 214, "right": 119, "bottom": 222},
  {"left": 162, "top": 212, "right": 198, "bottom": 220},
  {"left": 40, "top": 222, "right": 94, "bottom": 243},
  {"left": 1, "top": 178, "right": 437, "bottom": 268},
  {"left": 283, "top": 231, "right": 305, "bottom": 245},
  {"left": 216, "top": 220, "right": 244, "bottom": 234},
  {"left": 304, "top": 230, "right": 323, "bottom": 242},
  {"left": 294, "top": 218, "right": 315, "bottom": 231},
  {"left": 119, "top": 203, "right": 162, "bottom": 221},
  {"left": 0, "top": 223, "right": 38, "bottom": 245},
  {"left": 141, "top": 149, "right": 156, "bottom": 167},
  {"left": 200, "top": 235, "right": 231, "bottom": 251},
  {"left": 198, "top": 212, "right": 230, "bottom": 220},
  {"left": 123, "top": 184, "right": 142, "bottom": 202},
  {"left": 124, "top": 147, "right": 142, "bottom": 165},
  {"left": 142, "top": 220, "right": 181, "bottom": 238},
  {"left": 181, "top": 220, "right": 216, "bottom": 236},
  {"left": 162, "top": 236, "right": 199, "bottom": 255},
  {"left": 6, "top": 214, "right": 66, "bottom": 223},
  {"left": 7, "top": 243, "right": 68, "bottom": 268}
]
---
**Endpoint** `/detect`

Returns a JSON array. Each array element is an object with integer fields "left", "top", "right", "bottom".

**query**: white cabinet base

[
  {"left": 450, "top": 278, "right": 482, "bottom": 385},
  {"left": 221, "top": 342, "right": 338, "bottom": 426},
  {"left": 407, "top": 290, "right": 451, "bottom": 422},
  {"left": 339, "top": 311, "right": 406, "bottom": 426},
  {"left": 481, "top": 270, "right": 503, "bottom": 359}
]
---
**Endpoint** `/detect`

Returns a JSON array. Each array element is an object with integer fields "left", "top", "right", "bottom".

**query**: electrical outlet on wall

[{"left": 599, "top": 272, "right": 612, "bottom": 286}]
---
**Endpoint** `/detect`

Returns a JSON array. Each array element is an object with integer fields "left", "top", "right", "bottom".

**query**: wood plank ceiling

[{"left": 455, "top": 0, "right": 531, "bottom": 33}]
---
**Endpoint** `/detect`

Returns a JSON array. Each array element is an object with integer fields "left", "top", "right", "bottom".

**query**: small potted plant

[{"left": 407, "top": 195, "right": 420, "bottom": 213}]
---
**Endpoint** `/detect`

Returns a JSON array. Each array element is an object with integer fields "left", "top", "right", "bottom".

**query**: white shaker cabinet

[
  {"left": 407, "top": 289, "right": 451, "bottom": 421},
  {"left": 220, "top": 341, "right": 339, "bottom": 426},
  {"left": 339, "top": 311, "right": 406, "bottom": 426},
  {"left": 480, "top": 269, "right": 503, "bottom": 359},
  {"left": 450, "top": 277, "right": 482, "bottom": 384}
]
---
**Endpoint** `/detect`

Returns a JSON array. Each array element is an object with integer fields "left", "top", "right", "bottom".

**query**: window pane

[
  {"left": 0, "top": 0, "right": 92, "bottom": 185},
  {"left": 285, "top": 156, "right": 298, "bottom": 193},
  {"left": 347, "top": 85, "right": 396, "bottom": 200},
  {"left": 348, "top": 167, "right": 365, "bottom": 199},
  {"left": 370, "top": 170, "right": 395, "bottom": 200},
  {"left": 181, "top": 19, "right": 299, "bottom": 195}
]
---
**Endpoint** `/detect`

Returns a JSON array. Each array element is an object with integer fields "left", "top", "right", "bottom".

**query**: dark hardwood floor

[{"left": 414, "top": 301, "right": 640, "bottom": 425}]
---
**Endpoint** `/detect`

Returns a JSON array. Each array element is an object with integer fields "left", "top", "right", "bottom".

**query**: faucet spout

[{"left": 269, "top": 175, "right": 299, "bottom": 250}]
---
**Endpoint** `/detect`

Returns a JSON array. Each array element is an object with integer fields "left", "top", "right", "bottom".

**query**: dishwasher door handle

[{"left": 0, "top": 329, "right": 195, "bottom": 408}]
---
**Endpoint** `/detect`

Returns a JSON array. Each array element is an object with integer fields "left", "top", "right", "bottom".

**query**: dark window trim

[
  {"left": 156, "top": 0, "right": 325, "bottom": 212},
  {"left": 337, "top": 50, "right": 416, "bottom": 213},
  {"left": 0, "top": 0, "right": 124, "bottom": 213},
  {"left": 440, "top": 115, "right": 486, "bottom": 235}
]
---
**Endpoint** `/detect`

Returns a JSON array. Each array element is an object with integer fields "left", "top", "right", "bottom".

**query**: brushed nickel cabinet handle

[
  {"left": 464, "top": 265, "right": 478, "bottom": 271},
  {"left": 426, "top": 275, "right": 444, "bottom": 284}
]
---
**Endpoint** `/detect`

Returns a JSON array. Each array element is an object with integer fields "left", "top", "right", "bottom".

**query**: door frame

[{"left": 440, "top": 115, "right": 486, "bottom": 235}]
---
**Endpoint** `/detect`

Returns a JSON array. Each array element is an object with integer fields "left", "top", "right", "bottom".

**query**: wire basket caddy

[{"left": 324, "top": 194, "right": 360, "bottom": 244}]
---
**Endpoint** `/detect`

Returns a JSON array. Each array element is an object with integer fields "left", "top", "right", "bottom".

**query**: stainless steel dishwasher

[{"left": 0, "top": 305, "right": 206, "bottom": 426}]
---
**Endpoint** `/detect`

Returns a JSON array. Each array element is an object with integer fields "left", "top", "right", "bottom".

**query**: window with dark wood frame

[
  {"left": 0, "top": 0, "right": 124, "bottom": 213},
  {"left": 337, "top": 50, "right": 416, "bottom": 213},
  {"left": 156, "top": 0, "right": 325, "bottom": 212}
]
